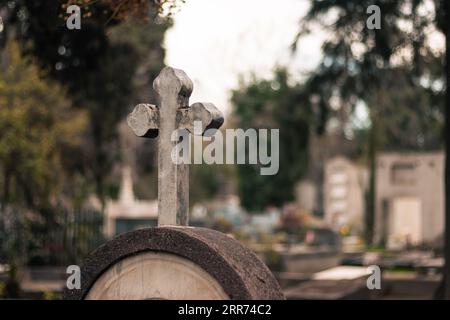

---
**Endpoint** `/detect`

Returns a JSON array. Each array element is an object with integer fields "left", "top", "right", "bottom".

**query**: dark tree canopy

[
  {"left": 231, "top": 70, "right": 313, "bottom": 211},
  {"left": 0, "top": 1, "right": 172, "bottom": 206},
  {"left": 295, "top": 0, "right": 445, "bottom": 136}
]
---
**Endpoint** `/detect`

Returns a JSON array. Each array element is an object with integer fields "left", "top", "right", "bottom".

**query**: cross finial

[{"left": 127, "top": 67, "right": 224, "bottom": 226}]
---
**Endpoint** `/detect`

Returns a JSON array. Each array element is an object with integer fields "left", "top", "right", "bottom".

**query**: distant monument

[
  {"left": 103, "top": 165, "right": 158, "bottom": 237},
  {"left": 103, "top": 120, "right": 158, "bottom": 237},
  {"left": 323, "top": 156, "right": 368, "bottom": 236},
  {"left": 323, "top": 152, "right": 445, "bottom": 249},
  {"left": 374, "top": 152, "right": 445, "bottom": 248},
  {"left": 295, "top": 179, "right": 319, "bottom": 214}
]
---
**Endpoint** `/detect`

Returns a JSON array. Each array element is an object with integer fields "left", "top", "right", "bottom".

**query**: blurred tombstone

[
  {"left": 375, "top": 152, "right": 445, "bottom": 248},
  {"left": 295, "top": 179, "right": 317, "bottom": 213},
  {"left": 324, "top": 156, "right": 368, "bottom": 235}
]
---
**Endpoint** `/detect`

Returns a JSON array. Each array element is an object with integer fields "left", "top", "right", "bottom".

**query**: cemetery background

[{"left": 0, "top": 0, "right": 448, "bottom": 300}]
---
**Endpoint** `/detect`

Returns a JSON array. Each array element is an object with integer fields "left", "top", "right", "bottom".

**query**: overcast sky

[
  {"left": 164, "top": 0, "right": 445, "bottom": 121},
  {"left": 165, "top": 0, "right": 326, "bottom": 115}
]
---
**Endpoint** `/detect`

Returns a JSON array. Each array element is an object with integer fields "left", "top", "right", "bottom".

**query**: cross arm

[
  {"left": 127, "top": 103, "right": 159, "bottom": 138},
  {"left": 128, "top": 102, "right": 224, "bottom": 139},
  {"left": 178, "top": 102, "right": 224, "bottom": 135}
]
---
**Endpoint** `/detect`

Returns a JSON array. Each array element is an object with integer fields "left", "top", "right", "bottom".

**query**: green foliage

[
  {"left": 231, "top": 69, "right": 313, "bottom": 211},
  {"left": 190, "top": 164, "right": 222, "bottom": 205},
  {"left": 1, "top": 1, "right": 171, "bottom": 204},
  {"left": 1, "top": 264, "right": 22, "bottom": 299},
  {"left": 65, "top": 0, "right": 184, "bottom": 21},
  {"left": 262, "top": 248, "right": 283, "bottom": 272},
  {"left": 42, "top": 290, "right": 62, "bottom": 300},
  {"left": 368, "top": 68, "right": 444, "bottom": 151},
  {"left": 297, "top": 0, "right": 445, "bottom": 149},
  {"left": 0, "top": 41, "right": 86, "bottom": 209}
]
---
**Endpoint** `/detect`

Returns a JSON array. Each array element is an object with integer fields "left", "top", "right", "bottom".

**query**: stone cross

[{"left": 127, "top": 67, "right": 224, "bottom": 226}]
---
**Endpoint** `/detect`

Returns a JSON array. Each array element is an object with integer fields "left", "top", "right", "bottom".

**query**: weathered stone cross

[{"left": 127, "top": 67, "right": 224, "bottom": 226}]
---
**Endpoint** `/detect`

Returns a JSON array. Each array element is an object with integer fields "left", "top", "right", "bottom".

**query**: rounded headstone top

[
  {"left": 153, "top": 66, "right": 193, "bottom": 99},
  {"left": 64, "top": 227, "right": 284, "bottom": 300}
]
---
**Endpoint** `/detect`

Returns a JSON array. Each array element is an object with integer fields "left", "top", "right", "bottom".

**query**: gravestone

[{"left": 64, "top": 67, "right": 284, "bottom": 300}]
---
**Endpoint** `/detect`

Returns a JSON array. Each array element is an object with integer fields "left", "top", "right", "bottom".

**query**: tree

[
  {"left": 0, "top": 1, "right": 171, "bottom": 204},
  {"left": 0, "top": 40, "right": 86, "bottom": 212},
  {"left": 64, "top": 0, "right": 184, "bottom": 20},
  {"left": 296, "top": 0, "right": 446, "bottom": 244},
  {"left": 231, "top": 69, "right": 313, "bottom": 211},
  {"left": 444, "top": 0, "right": 449, "bottom": 301}
]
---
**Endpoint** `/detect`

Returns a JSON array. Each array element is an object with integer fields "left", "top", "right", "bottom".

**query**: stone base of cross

[{"left": 64, "top": 67, "right": 284, "bottom": 300}]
